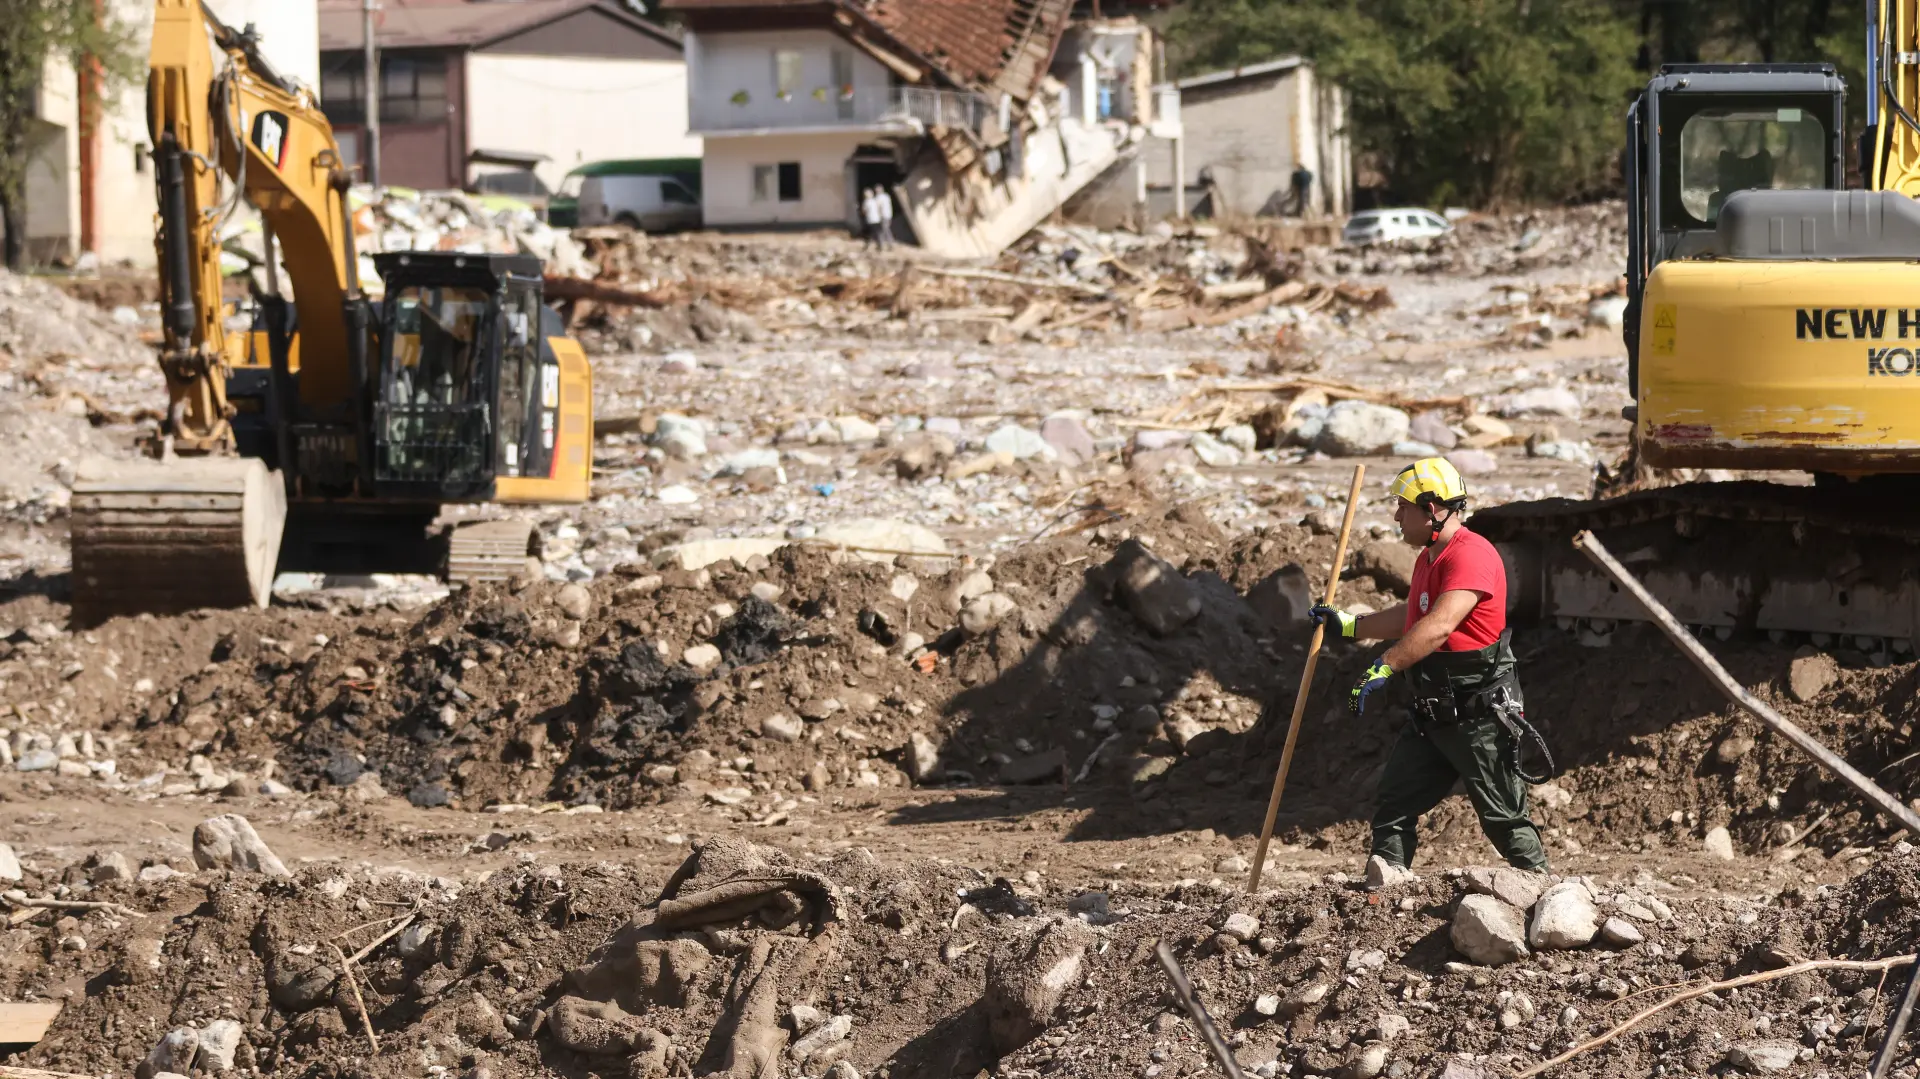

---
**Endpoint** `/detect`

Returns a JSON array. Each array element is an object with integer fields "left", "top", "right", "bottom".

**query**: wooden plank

[
  {"left": 0, "top": 1068, "right": 95, "bottom": 1079},
  {"left": 0, "top": 1002, "right": 64, "bottom": 1044}
]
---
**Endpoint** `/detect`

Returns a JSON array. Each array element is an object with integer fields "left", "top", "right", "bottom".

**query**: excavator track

[
  {"left": 69, "top": 457, "right": 287, "bottom": 626},
  {"left": 1474, "top": 481, "right": 1920, "bottom": 651},
  {"left": 446, "top": 519, "right": 539, "bottom": 586}
]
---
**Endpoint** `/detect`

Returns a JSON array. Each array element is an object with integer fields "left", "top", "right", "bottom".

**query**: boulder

[
  {"left": 1788, "top": 648, "right": 1838, "bottom": 702},
  {"left": 907, "top": 732, "right": 941, "bottom": 782},
  {"left": 1108, "top": 540, "right": 1201, "bottom": 636},
  {"left": 1451, "top": 894, "right": 1529, "bottom": 966},
  {"left": 1704, "top": 825, "right": 1737, "bottom": 860},
  {"left": 195, "top": 1019, "right": 244, "bottom": 1071},
  {"left": 1408, "top": 411, "right": 1458, "bottom": 450},
  {"left": 1314, "top": 400, "right": 1411, "bottom": 457},
  {"left": 983, "top": 918, "right": 1093, "bottom": 1053},
  {"left": 1219, "top": 424, "right": 1258, "bottom": 452},
  {"left": 1039, "top": 414, "right": 1096, "bottom": 465},
  {"left": 1190, "top": 432, "right": 1243, "bottom": 468},
  {"left": 191, "top": 814, "right": 290, "bottom": 877},
  {"left": 1248, "top": 564, "right": 1314, "bottom": 628},
  {"left": 1528, "top": 882, "right": 1601, "bottom": 950},
  {"left": 1462, "top": 866, "right": 1545, "bottom": 910},
  {"left": 1355, "top": 541, "right": 1418, "bottom": 595},
  {"left": 653, "top": 537, "right": 786, "bottom": 572},
  {"left": 682, "top": 643, "right": 722, "bottom": 671}
]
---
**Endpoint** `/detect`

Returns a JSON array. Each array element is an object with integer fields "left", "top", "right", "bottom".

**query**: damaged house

[{"left": 663, "top": 0, "right": 1161, "bottom": 256}]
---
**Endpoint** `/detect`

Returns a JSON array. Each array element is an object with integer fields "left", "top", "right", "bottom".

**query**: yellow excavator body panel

[{"left": 1637, "top": 257, "right": 1920, "bottom": 472}]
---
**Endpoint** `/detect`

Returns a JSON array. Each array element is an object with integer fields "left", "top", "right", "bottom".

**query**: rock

[
  {"left": 1725, "top": 1040, "right": 1802, "bottom": 1073},
  {"left": 947, "top": 570, "right": 995, "bottom": 613},
  {"left": 1216, "top": 853, "right": 1249, "bottom": 874},
  {"left": 907, "top": 732, "right": 941, "bottom": 782},
  {"left": 1365, "top": 855, "right": 1415, "bottom": 891},
  {"left": 1789, "top": 648, "right": 1838, "bottom": 702},
  {"left": 983, "top": 917, "right": 1093, "bottom": 1053},
  {"left": 759, "top": 713, "right": 804, "bottom": 743},
  {"left": 1355, "top": 541, "right": 1418, "bottom": 595},
  {"left": 553, "top": 583, "right": 593, "bottom": 621},
  {"left": 1314, "top": 400, "right": 1411, "bottom": 457},
  {"left": 1221, "top": 912, "right": 1261, "bottom": 942},
  {"left": 653, "top": 413, "right": 708, "bottom": 460},
  {"left": 1253, "top": 993, "right": 1282, "bottom": 1017},
  {"left": 1715, "top": 733, "right": 1755, "bottom": 764},
  {"left": 1000, "top": 748, "right": 1067, "bottom": 785},
  {"left": 1598, "top": 916, "right": 1644, "bottom": 948},
  {"left": 1451, "top": 894, "right": 1530, "bottom": 966},
  {"left": 548, "top": 995, "right": 649, "bottom": 1054},
  {"left": 1248, "top": 564, "right": 1314, "bottom": 627},
  {"left": 397, "top": 921, "right": 436, "bottom": 960},
  {"left": 1436, "top": 1062, "right": 1486, "bottom": 1079},
  {"left": 653, "top": 537, "right": 786, "bottom": 571},
  {"left": 1528, "top": 439, "right": 1594, "bottom": 464},
  {"left": 146, "top": 1028, "right": 199, "bottom": 1076},
  {"left": 682, "top": 643, "right": 722, "bottom": 671},
  {"left": 266, "top": 948, "right": 338, "bottom": 1011},
  {"left": 823, "top": 1063, "right": 860, "bottom": 1079},
  {"left": 1374, "top": 1014, "right": 1411, "bottom": 1042},
  {"left": 1408, "top": 411, "right": 1458, "bottom": 450},
  {"left": 660, "top": 350, "right": 699, "bottom": 373},
  {"left": 1447, "top": 448, "right": 1499, "bottom": 475},
  {"left": 407, "top": 783, "right": 451, "bottom": 808},
  {"left": 813, "top": 519, "right": 948, "bottom": 563},
  {"left": 1704, "top": 825, "right": 1737, "bottom": 860},
  {"left": 1500, "top": 386, "right": 1583, "bottom": 419},
  {"left": 1109, "top": 539, "right": 1201, "bottom": 636},
  {"left": 138, "top": 864, "right": 180, "bottom": 884},
  {"left": 0, "top": 843, "right": 21, "bottom": 882},
  {"left": 16, "top": 749, "right": 57, "bottom": 772},
  {"left": 1190, "top": 432, "right": 1243, "bottom": 468},
  {"left": 1133, "top": 429, "right": 1192, "bottom": 452},
  {"left": 985, "top": 423, "right": 1051, "bottom": 460},
  {"left": 1462, "top": 866, "right": 1545, "bottom": 910},
  {"left": 789, "top": 1013, "right": 852, "bottom": 1063},
  {"left": 1068, "top": 891, "right": 1109, "bottom": 916},
  {"left": 1348, "top": 1042, "right": 1390, "bottom": 1079},
  {"left": 195, "top": 1018, "right": 243, "bottom": 1071},
  {"left": 345, "top": 772, "right": 388, "bottom": 802},
  {"left": 1040, "top": 413, "right": 1097, "bottom": 464},
  {"left": 1282, "top": 982, "right": 1330, "bottom": 1015},
  {"left": 960, "top": 592, "right": 1019, "bottom": 636},
  {"left": 1528, "top": 882, "right": 1601, "bottom": 950},
  {"left": 1460, "top": 414, "right": 1514, "bottom": 445},
  {"left": 191, "top": 814, "right": 291, "bottom": 877},
  {"left": 88, "top": 850, "right": 133, "bottom": 884},
  {"left": 834, "top": 416, "right": 880, "bottom": 444}
]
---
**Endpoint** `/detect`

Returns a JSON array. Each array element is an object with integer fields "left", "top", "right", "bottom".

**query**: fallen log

[{"left": 542, "top": 275, "right": 673, "bottom": 309}]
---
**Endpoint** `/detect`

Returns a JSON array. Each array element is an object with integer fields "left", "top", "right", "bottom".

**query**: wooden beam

[{"left": 0, "top": 1001, "right": 64, "bottom": 1044}]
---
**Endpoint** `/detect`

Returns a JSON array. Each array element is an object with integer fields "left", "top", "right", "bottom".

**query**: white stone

[
  {"left": 1365, "top": 854, "right": 1416, "bottom": 891},
  {"left": 1704, "top": 825, "right": 1737, "bottom": 860},
  {"left": 1189, "top": 432, "right": 1242, "bottom": 468},
  {"left": 1221, "top": 912, "right": 1261, "bottom": 941},
  {"left": 553, "top": 583, "right": 593, "bottom": 621},
  {"left": 906, "top": 732, "right": 941, "bottom": 782},
  {"left": 1725, "top": 1040, "right": 1802, "bottom": 1073},
  {"left": 834, "top": 416, "right": 881, "bottom": 444},
  {"left": 889, "top": 574, "right": 920, "bottom": 601},
  {"left": 1219, "top": 424, "right": 1258, "bottom": 452},
  {"left": 146, "top": 1029, "right": 199, "bottom": 1076},
  {"left": 194, "top": 1019, "right": 243, "bottom": 1071},
  {"left": 984, "top": 424, "right": 1051, "bottom": 460},
  {"left": 1314, "top": 400, "right": 1411, "bottom": 457},
  {"left": 656, "top": 484, "right": 699, "bottom": 505},
  {"left": 0, "top": 843, "right": 21, "bottom": 882},
  {"left": 191, "top": 814, "right": 290, "bottom": 877},
  {"left": 1451, "top": 894, "right": 1529, "bottom": 966},
  {"left": 759, "top": 714, "right": 804, "bottom": 743},
  {"left": 960, "top": 592, "right": 1018, "bottom": 636},
  {"left": 813, "top": 519, "right": 948, "bottom": 563},
  {"left": 653, "top": 537, "right": 786, "bottom": 571},
  {"left": 1350, "top": 1042, "right": 1390, "bottom": 1079},
  {"left": 1463, "top": 865, "right": 1545, "bottom": 910},
  {"left": 1598, "top": 916, "right": 1644, "bottom": 948},
  {"left": 1375, "top": 1013, "right": 1411, "bottom": 1042},
  {"left": 1253, "top": 993, "right": 1281, "bottom": 1017},
  {"left": 1500, "top": 386, "right": 1583, "bottom": 419},
  {"left": 653, "top": 413, "right": 708, "bottom": 460},
  {"left": 1529, "top": 882, "right": 1601, "bottom": 950},
  {"left": 682, "top": 644, "right": 722, "bottom": 671}
]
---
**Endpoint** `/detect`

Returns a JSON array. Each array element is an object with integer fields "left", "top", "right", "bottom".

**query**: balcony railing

[{"left": 692, "top": 85, "right": 991, "bottom": 135}]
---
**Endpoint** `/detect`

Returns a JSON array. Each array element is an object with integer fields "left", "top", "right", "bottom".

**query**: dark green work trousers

[{"left": 1370, "top": 713, "right": 1548, "bottom": 871}]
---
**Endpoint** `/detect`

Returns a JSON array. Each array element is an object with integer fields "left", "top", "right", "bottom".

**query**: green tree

[
  {"left": 1168, "top": 0, "right": 1643, "bottom": 207},
  {"left": 0, "top": 0, "right": 139, "bottom": 269}
]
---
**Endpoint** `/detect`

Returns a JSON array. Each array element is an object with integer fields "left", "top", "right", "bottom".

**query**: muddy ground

[{"left": 0, "top": 209, "right": 1914, "bottom": 1079}]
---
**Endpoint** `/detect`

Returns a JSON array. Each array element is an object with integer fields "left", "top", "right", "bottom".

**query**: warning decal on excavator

[
  {"left": 1650, "top": 304, "right": 1677, "bottom": 354},
  {"left": 250, "top": 111, "right": 289, "bottom": 170}
]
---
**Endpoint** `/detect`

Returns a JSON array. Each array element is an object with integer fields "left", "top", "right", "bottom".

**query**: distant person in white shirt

[
  {"left": 859, "top": 187, "right": 882, "bottom": 249},
  {"left": 875, "top": 185, "right": 895, "bottom": 249}
]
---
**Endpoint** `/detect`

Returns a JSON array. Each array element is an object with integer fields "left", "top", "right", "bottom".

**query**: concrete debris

[
  {"left": 191, "top": 814, "right": 291, "bottom": 877},
  {"left": 1528, "top": 882, "right": 1601, "bottom": 950},
  {"left": 1451, "top": 894, "right": 1529, "bottom": 966}
]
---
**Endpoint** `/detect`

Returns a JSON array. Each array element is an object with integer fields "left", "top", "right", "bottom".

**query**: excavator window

[
  {"left": 1675, "top": 104, "right": 1828, "bottom": 225},
  {"left": 497, "top": 280, "right": 543, "bottom": 478},
  {"left": 376, "top": 284, "right": 494, "bottom": 488}
]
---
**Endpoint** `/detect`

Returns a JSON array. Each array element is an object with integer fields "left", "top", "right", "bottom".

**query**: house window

[
  {"left": 753, "top": 163, "right": 802, "bottom": 202},
  {"left": 831, "top": 49, "right": 854, "bottom": 119},
  {"left": 773, "top": 49, "right": 803, "bottom": 101},
  {"left": 319, "top": 54, "right": 448, "bottom": 126}
]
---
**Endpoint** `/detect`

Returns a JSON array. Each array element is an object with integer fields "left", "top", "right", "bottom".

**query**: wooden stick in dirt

[
  {"left": 1153, "top": 941, "right": 1245, "bottom": 1079},
  {"left": 344, "top": 911, "right": 417, "bottom": 966},
  {"left": 329, "top": 943, "right": 381, "bottom": 1053},
  {"left": 1248, "top": 463, "right": 1366, "bottom": 892},
  {"left": 1517, "top": 954, "right": 1915, "bottom": 1077},
  {"left": 1872, "top": 959, "right": 1920, "bottom": 1079},
  {"left": 1573, "top": 531, "right": 1920, "bottom": 835}
]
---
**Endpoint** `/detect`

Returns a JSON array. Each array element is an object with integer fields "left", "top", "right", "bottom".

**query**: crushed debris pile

[{"left": 1318, "top": 202, "right": 1627, "bottom": 277}]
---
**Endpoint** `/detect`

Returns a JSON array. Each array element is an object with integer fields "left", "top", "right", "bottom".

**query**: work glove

[
  {"left": 1349, "top": 659, "right": 1395, "bottom": 715},
  {"left": 1308, "top": 604, "right": 1356, "bottom": 639}
]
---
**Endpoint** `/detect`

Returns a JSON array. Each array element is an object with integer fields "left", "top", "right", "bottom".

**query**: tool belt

[{"left": 1407, "top": 629, "right": 1558, "bottom": 783}]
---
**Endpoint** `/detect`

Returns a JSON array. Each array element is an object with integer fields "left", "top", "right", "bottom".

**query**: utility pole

[{"left": 362, "top": 0, "right": 381, "bottom": 185}]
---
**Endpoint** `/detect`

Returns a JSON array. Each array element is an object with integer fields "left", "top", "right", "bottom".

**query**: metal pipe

[
  {"left": 362, "top": 0, "right": 380, "bottom": 185},
  {"left": 156, "top": 134, "right": 197, "bottom": 343},
  {"left": 1573, "top": 531, "right": 1920, "bottom": 835},
  {"left": 1871, "top": 958, "right": 1920, "bottom": 1079},
  {"left": 1870, "top": 0, "right": 1882, "bottom": 132},
  {"left": 1154, "top": 941, "right": 1244, "bottom": 1079}
]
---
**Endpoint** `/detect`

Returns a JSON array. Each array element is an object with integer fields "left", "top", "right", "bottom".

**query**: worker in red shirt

[{"left": 1309, "top": 458, "right": 1551, "bottom": 884}]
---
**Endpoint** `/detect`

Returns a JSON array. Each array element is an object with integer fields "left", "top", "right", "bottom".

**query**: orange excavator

[{"left": 70, "top": 0, "right": 595, "bottom": 623}]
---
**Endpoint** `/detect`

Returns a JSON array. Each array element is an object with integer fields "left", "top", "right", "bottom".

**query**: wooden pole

[
  {"left": 1248, "top": 463, "right": 1365, "bottom": 892},
  {"left": 1154, "top": 941, "right": 1245, "bottom": 1079},
  {"left": 1573, "top": 530, "right": 1920, "bottom": 835}
]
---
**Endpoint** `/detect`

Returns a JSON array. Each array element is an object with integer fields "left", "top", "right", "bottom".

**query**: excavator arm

[{"left": 146, "top": 0, "right": 359, "bottom": 446}]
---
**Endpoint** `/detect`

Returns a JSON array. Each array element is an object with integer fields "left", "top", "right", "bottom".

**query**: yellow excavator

[
  {"left": 1479, "top": 4, "right": 1920, "bottom": 652},
  {"left": 70, "top": 0, "right": 593, "bottom": 624}
]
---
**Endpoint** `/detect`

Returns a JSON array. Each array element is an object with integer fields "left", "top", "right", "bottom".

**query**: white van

[
  {"left": 1342, "top": 207, "right": 1453, "bottom": 246},
  {"left": 578, "top": 174, "right": 702, "bottom": 232}
]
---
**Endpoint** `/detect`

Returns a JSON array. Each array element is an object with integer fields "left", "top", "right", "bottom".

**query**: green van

[{"left": 548, "top": 158, "right": 702, "bottom": 229}]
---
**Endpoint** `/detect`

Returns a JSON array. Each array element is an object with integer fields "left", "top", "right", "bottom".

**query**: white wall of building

[
  {"left": 205, "top": 0, "right": 321, "bottom": 91},
  {"left": 686, "top": 29, "right": 891, "bottom": 133},
  {"left": 466, "top": 53, "right": 699, "bottom": 189},
  {"left": 700, "top": 131, "right": 866, "bottom": 226}
]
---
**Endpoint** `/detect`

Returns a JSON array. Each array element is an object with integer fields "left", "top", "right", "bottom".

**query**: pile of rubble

[{"left": 1315, "top": 203, "right": 1628, "bottom": 278}]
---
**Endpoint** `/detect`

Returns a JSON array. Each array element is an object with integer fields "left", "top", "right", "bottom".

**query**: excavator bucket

[{"left": 69, "top": 457, "right": 287, "bottom": 625}]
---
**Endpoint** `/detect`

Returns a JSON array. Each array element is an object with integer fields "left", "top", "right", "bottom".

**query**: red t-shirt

[{"left": 1404, "top": 525, "right": 1507, "bottom": 651}]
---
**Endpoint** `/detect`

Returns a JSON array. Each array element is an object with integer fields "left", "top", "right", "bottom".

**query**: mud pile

[{"left": 13, "top": 820, "right": 1920, "bottom": 1079}]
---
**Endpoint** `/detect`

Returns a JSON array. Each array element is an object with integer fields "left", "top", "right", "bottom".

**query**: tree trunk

[{"left": 0, "top": 188, "right": 23, "bottom": 271}]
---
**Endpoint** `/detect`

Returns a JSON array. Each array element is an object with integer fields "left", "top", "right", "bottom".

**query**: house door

[{"left": 851, "top": 149, "right": 910, "bottom": 245}]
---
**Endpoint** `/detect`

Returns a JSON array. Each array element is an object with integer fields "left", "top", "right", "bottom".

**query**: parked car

[
  {"left": 549, "top": 158, "right": 702, "bottom": 230},
  {"left": 1342, "top": 207, "right": 1452, "bottom": 246}
]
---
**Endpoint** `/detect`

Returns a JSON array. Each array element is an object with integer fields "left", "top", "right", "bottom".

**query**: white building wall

[
  {"left": 701, "top": 132, "right": 867, "bottom": 226},
  {"left": 687, "top": 29, "right": 890, "bottom": 133},
  {"left": 205, "top": 0, "right": 321, "bottom": 91},
  {"left": 466, "top": 53, "right": 699, "bottom": 189}
]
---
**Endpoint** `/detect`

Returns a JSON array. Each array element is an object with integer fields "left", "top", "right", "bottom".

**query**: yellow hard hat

[{"left": 1390, "top": 457, "right": 1466, "bottom": 507}]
